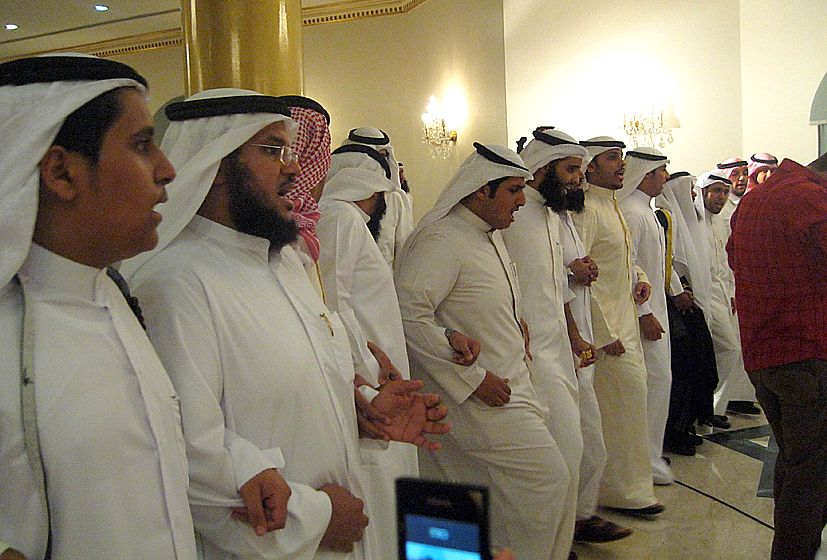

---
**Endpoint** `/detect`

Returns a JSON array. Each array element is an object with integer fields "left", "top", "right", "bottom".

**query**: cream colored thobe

[
  {"left": 396, "top": 204, "right": 569, "bottom": 560},
  {"left": 317, "top": 198, "right": 418, "bottom": 558},
  {"left": 572, "top": 184, "right": 657, "bottom": 509},
  {"left": 132, "top": 215, "right": 374, "bottom": 560},
  {"left": 0, "top": 244, "right": 196, "bottom": 560},
  {"left": 502, "top": 187, "right": 582, "bottom": 560}
]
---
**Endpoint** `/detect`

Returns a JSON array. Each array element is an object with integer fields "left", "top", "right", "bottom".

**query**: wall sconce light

[
  {"left": 422, "top": 95, "right": 457, "bottom": 158},
  {"left": 621, "top": 108, "right": 674, "bottom": 148}
]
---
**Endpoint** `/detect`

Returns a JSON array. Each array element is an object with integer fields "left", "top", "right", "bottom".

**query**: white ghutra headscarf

[
  {"left": 619, "top": 146, "right": 670, "bottom": 201},
  {"left": 518, "top": 128, "right": 589, "bottom": 176},
  {"left": 322, "top": 147, "right": 395, "bottom": 205}
]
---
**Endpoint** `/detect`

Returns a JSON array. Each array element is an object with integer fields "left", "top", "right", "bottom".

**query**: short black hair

[
  {"left": 51, "top": 86, "right": 133, "bottom": 164},
  {"left": 486, "top": 176, "right": 509, "bottom": 198}
]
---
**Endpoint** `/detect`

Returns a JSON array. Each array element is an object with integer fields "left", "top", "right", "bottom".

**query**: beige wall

[
  {"left": 111, "top": 45, "right": 186, "bottom": 115},
  {"left": 304, "top": 0, "right": 508, "bottom": 221},
  {"left": 110, "top": 0, "right": 826, "bottom": 208},
  {"left": 739, "top": 0, "right": 827, "bottom": 165},
  {"left": 503, "top": 0, "right": 743, "bottom": 174}
]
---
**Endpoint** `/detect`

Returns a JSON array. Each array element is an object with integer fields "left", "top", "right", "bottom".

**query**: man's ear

[
  {"left": 586, "top": 159, "right": 597, "bottom": 174},
  {"left": 476, "top": 184, "right": 490, "bottom": 200},
  {"left": 38, "top": 146, "right": 87, "bottom": 201}
]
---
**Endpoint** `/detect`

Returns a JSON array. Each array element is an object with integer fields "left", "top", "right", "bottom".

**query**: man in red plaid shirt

[{"left": 727, "top": 152, "right": 827, "bottom": 560}]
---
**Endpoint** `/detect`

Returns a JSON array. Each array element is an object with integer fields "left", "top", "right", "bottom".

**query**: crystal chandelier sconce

[
  {"left": 621, "top": 108, "right": 674, "bottom": 149},
  {"left": 422, "top": 95, "right": 457, "bottom": 158}
]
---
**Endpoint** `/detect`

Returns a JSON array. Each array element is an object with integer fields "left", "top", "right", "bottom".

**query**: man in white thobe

[
  {"left": 0, "top": 55, "right": 196, "bottom": 560},
  {"left": 717, "top": 156, "right": 764, "bottom": 417},
  {"left": 316, "top": 147, "right": 418, "bottom": 558},
  {"left": 502, "top": 128, "right": 592, "bottom": 557},
  {"left": 698, "top": 171, "right": 755, "bottom": 426},
  {"left": 618, "top": 147, "right": 685, "bottom": 486},
  {"left": 396, "top": 142, "right": 571, "bottom": 560},
  {"left": 123, "top": 89, "right": 447, "bottom": 560},
  {"left": 336, "top": 127, "right": 413, "bottom": 267},
  {"left": 572, "top": 137, "right": 661, "bottom": 513},
  {"left": 717, "top": 157, "right": 749, "bottom": 226}
]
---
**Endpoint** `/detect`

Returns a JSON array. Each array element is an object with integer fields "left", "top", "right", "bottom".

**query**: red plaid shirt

[{"left": 727, "top": 159, "right": 827, "bottom": 371}]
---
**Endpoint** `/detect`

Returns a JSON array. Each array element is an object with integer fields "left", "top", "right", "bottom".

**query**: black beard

[
  {"left": 366, "top": 194, "right": 388, "bottom": 241},
  {"left": 566, "top": 187, "right": 585, "bottom": 213},
  {"left": 225, "top": 155, "right": 299, "bottom": 251},
  {"left": 537, "top": 166, "right": 569, "bottom": 212}
]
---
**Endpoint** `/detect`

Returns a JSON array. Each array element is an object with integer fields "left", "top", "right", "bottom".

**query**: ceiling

[{"left": 0, "top": 0, "right": 394, "bottom": 60}]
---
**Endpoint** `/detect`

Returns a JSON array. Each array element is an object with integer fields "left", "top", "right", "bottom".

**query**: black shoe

[
  {"left": 609, "top": 503, "right": 665, "bottom": 516},
  {"left": 690, "top": 432, "right": 704, "bottom": 446},
  {"left": 708, "top": 414, "right": 731, "bottom": 429},
  {"left": 663, "top": 437, "right": 695, "bottom": 456},
  {"left": 727, "top": 400, "right": 761, "bottom": 415}
]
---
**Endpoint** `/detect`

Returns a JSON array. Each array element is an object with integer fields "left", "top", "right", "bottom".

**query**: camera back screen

[{"left": 403, "top": 514, "right": 481, "bottom": 560}]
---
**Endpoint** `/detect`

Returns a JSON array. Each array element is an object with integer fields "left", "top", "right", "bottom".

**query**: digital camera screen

[{"left": 404, "top": 514, "right": 481, "bottom": 560}]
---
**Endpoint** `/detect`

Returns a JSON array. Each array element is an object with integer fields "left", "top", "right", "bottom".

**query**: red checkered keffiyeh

[{"left": 285, "top": 106, "right": 331, "bottom": 261}]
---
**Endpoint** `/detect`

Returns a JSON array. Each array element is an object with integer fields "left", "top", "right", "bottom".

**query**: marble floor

[{"left": 572, "top": 411, "right": 776, "bottom": 560}]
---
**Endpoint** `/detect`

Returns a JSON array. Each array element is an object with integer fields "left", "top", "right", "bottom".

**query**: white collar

[
  {"left": 452, "top": 203, "right": 494, "bottom": 233},
  {"left": 187, "top": 214, "right": 271, "bottom": 263},
  {"left": 18, "top": 243, "right": 104, "bottom": 302}
]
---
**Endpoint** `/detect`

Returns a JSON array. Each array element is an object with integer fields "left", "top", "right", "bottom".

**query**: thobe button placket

[
  {"left": 545, "top": 208, "right": 563, "bottom": 301},
  {"left": 612, "top": 195, "right": 634, "bottom": 279},
  {"left": 96, "top": 272, "right": 192, "bottom": 556},
  {"left": 487, "top": 230, "right": 522, "bottom": 331}
]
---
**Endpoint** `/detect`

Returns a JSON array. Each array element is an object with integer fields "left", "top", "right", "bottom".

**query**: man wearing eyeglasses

[{"left": 121, "top": 88, "right": 448, "bottom": 560}]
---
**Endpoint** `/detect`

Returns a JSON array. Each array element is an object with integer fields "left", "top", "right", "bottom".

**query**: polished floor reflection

[{"left": 573, "top": 412, "right": 775, "bottom": 560}]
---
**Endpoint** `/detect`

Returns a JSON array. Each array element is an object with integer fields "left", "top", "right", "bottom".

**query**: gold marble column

[{"left": 181, "top": 0, "right": 303, "bottom": 96}]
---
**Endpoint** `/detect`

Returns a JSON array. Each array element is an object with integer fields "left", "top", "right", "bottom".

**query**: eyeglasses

[{"left": 250, "top": 144, "right": 298, "bottom": 165}]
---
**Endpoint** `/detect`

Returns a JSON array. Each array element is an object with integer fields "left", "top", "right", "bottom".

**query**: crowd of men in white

[{"left": 0, "top": 54, "right": 772, "bottom": 560}]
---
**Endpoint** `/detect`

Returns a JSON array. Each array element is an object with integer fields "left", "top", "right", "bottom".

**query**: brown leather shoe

[{"left": 574, "top": 515, "right": 634, "bottom": 542}]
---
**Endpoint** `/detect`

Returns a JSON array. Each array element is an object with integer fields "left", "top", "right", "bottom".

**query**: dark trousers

[
  {"left": 748, "top": 358, "right": 827, "bottom": 560},
  {"left": 666, "top": 303, "right": 718, "bottom": 433}
]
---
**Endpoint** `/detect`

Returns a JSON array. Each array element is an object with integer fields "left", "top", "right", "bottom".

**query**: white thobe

[
  {"left": 704, "top": 209, "right": 755, "bottom": 413},
  {"left": 131, "top": 215, "right": 373, "bottom": 560},
  {"left": 396, "top": 204, "right": 569, "bottom": 560},
  {"left": 316, "top": 198, "right": 418, "bottom": 558},
  {"left": 559, "top": 210, "right": 608, "bottom": 520},
  {"left": 719, "top": 194, "right": 739, "bottom": 226},
  {"left": 0, "top": 244, "right": 196, "bottom": 560},
  {"left": 501, "top": 187, "right": 582, "bottom": 560},
  {"left": 620, "top": 190, "right": 680, "bottom": 485},
  {"left": 376, "top": 189, "right": 414, "bottom": 267},
  {"left": 572, "top": 184, "right": 657, "bottom": 509}
]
